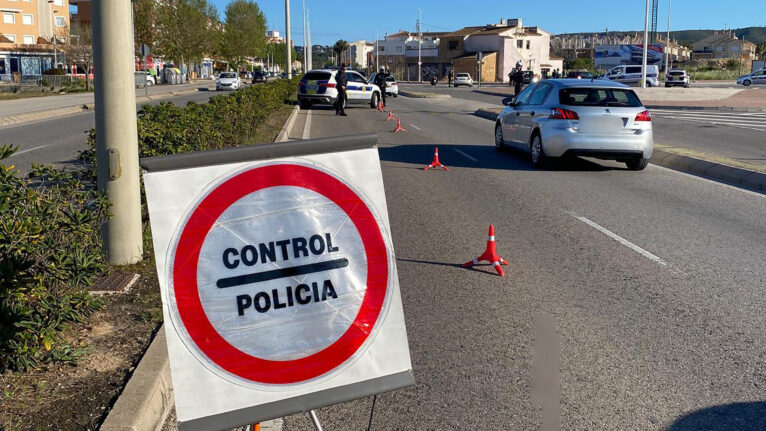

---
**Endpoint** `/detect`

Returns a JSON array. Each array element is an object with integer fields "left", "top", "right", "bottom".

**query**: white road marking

[
  {"left": 454, "top": 148, "right": 478, "bottom": 162},
  {"left": 10, "top": 143, "right": 54, "bottom": 157},
  {"left": 648, "top": 164, "right": 765, "bottom": 199},
  {"left": 409, "top": 124, "right": 422, "bottom": 131},
  {"left": 571, "top": 213, "right": 668, "bottom": 267},
  {"left": 302, "top": 108, "right": 312, "bottom": 140}
]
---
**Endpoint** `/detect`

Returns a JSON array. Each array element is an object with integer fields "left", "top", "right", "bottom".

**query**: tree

[
  {"left": 133, "top": 0, "right": 157, "bottom": 51},
  {"left": 757, "top": 41, "right": 766, "bottom": 60},
  {"left": 263, "top": 42, "right": 297, "bottom": 72},
  {"left": 154, "top": 0, "right": 219, "bottom": 68},
  {"left": 333, "top": 39, "right": 349, "bottom": 65},
  {"left": 566, "top": 58, "right": 595, "bottom": 72},
  {"left": 60, "top": 22, "right": 94, "bottom": 90},
  {"left": 218, "top": 0, "right": 267, "bottom": 69}
]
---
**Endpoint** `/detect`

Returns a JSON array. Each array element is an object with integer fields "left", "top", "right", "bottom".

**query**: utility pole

[
  {"left": 376, "top": 30, "right": 379, "bottom": 73},
  {"left": 417, "top": 8, "right": 422, "bottom": 83},
  {"left": 642, "top": 0, "right": 650, "bottom": 88},
  {"left": 47, "top": 0, "right": 57, "bottom": 68},
  {"left": 665, "top": 0, "right": 671, "bottom": 76},
  {"left": 285, "top": 0, "right": 292, "bottom": 78},
  {"left": 92, "top": 0, "right": 143, "bottom": 264}
]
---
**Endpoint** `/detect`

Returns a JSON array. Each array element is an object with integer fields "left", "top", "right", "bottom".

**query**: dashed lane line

[
  {"left": 302, "top": 108, "right": 312, "bottom": 140},
  {"left": 453, "top": 148, "right": 478, "bottom": 162},
  {"left": 570, "top": 213, "right": 668, "bottom": 267},
  {"left": 409, "top": 124, "right": 422, "bottom": 131}
]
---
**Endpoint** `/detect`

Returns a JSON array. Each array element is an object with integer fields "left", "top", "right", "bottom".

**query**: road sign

[
  {"left": 142, "top": 134, "right": 413, "bottom": 430},
  {"left": 140, "top": 44, "right": 151, "bottom": 58}
]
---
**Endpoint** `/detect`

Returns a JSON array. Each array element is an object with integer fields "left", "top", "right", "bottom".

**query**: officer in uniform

[
  {"left": 448, "top": 69, "right": 453, "bottom": 87},
  {"left": 512, "top": 63, "right": 524, "bottom": 96},
  {"left": 335, "top": 63, "right": 348, "bottom": 116},
  {"left": 374, "top": 66, "right": 389, "bottom": 108}
]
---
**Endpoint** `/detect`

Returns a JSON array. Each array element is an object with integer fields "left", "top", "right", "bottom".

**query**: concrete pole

[
  {"left": 285, "top": 0, "right": 292, "bottom": 78},
  {"left": 306, "top": 9, "right": 312, "bottom": 71},
  {"left": 665, "top": 0, "right": 671, "bottom": 76},
  {"left": 642, "top": 0, "right": 650, "bottom": 88},
  {"left": 92, "top": 0, "right": 143, "bottom": 264},
  {"left": 302, "top": 0, "right": 306, "bottom": 73}
]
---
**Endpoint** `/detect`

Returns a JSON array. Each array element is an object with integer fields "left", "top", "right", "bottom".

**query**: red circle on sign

[{"left": 171, "top": 164, "right": 389, "bottom": 385}]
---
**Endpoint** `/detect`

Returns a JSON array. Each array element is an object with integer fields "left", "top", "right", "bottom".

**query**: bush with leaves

[{"left": 0, "top": 146, "right": 109, "bottom": 371}]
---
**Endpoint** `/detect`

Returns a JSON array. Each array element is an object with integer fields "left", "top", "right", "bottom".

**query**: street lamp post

[
  {"left": 285, "top": 0, "right": 292, "bottom": 78},
  {"left": 417, "top": 8, "right": 421, "bottom": 83},
  {"left": 47, "top": 0, "right": 57, "bottom": 68},
  {"left": 642, "top": 0, "right": 650, "bottom": 88},
  {"left": 665, "top": 0, "right": 671, "bottom": 77}
]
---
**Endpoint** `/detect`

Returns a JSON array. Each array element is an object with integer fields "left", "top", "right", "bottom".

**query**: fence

[{"left": 0, "top": 74, "right": 89, "bottom": 88}]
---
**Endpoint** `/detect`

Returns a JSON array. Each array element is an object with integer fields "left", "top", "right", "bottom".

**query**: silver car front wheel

[
  {"left": 530, "top": 134, "right": 546, "bottom": 168},
  {"left": 494, "top": 123, "right": 504, "bottom": 151}
]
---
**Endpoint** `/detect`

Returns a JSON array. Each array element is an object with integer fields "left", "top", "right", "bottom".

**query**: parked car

[
  {"left": 239, "top": 71, "right": 252, "bottom": 80},
  {"left": 251, "top": 70, "right": 266, "bottom": 83},
  {"left": 298, "top": 69, "right": 382, "bottom": 110},
  {"left": 368, "top": 72, "right": 399, "bottom": 97},
  {"left": 665, "top": 69, "right": 690, "bottom": 88},
  {"left": 453, "top": 73, "right": 474, "bottom": 87},
  {"left": 494, "top": 79, "right": 653, "bottom": 170},
  {"left": 216, "top": 72, "right": 241, "bottom": 91},
  {"left": 134, "top": 71, "right": 155, "bottom": 87},
  {"left": 600, "top": 64, "right": 660, "bottom": 87},
  {"left": 566, "top": 71, "right": 594, "bottom": 80},
  {"left": 736, "top": 69, "right": 766, "bottom": 86},
  {"left": 523, "top": 70, "right": 539, "bottom": 84}
]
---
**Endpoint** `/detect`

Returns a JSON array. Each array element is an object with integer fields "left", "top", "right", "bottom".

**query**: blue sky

[{"left": 210, "top": 0, "right": 765, "bottom": 46}]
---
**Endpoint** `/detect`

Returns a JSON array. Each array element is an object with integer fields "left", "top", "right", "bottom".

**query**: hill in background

[{"left": 558, "top": 26, "right": 766, "bottom": 44}]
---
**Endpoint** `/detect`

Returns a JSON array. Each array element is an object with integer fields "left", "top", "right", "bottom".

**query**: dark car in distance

[{"left": 251, "top": 70, "right": 266, "bottom": 83}]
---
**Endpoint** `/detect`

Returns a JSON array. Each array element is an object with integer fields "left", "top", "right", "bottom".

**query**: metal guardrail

[{"left": 0, "top": 75, "right": 88, "bottom": 87}]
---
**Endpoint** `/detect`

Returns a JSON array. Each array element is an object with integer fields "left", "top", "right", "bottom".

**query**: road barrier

[{"left": 463, "top": 225, "right": 509, "bottom": 277}]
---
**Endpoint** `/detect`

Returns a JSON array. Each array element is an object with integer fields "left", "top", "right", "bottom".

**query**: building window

[
  {"left": 23, "top": 35, "right": 34, "bottom": 45},
  {"left": 396, "top": 46, "right": 402, "bottom": 52},
  {"left": 449, "top": 41, "right": 458, "bottom": 50},
  {"left": 55, "top": 16, "right": 66, "bottom": 27},
  {"left": 526, "top": 40, "right": 530, "bottom": 50},
  {"left": 379, "top": 46, "right": 385, "bottom": 52},
  {"left": 5, "top": 34, "right": 16, "bottom": 43},
  {"left": 517, "top": 39, "right": 523, "bottom": 49},
  {"left": 3, "top": 13, "right": 16, "bottom": 25},
  {"left": 22, "top": 14, "right": 33, "bottom": 25},
  {"left": 23, "top": 0, "right": 33, "bottom": 2},
  {"left": 388, "top": 56, "right": 392, "bottom": 63}
]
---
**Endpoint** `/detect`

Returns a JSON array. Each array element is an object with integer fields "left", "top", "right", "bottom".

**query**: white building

[{"left": 347, "top": 40, "right": 374, "bottom": 69}]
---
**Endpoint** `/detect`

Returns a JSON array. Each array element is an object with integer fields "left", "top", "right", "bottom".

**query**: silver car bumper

[{"left": 542, "top": 125, "right": 653, "bottom": 159}]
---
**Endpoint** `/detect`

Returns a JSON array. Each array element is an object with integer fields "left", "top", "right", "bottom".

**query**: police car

[
  {"left": 600, "top": 65, "right": 659, "bottom": 87},
  {"left": 298, "top": 69, "right": 382, "bottom": 109}
]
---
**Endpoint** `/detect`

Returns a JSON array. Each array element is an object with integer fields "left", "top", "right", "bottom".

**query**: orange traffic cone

[
  {"left": 386, "top": 109, "right": 395, "bottom": 121},
  {"left": 424, "top": 147, "right": 448, "bottom": 171},
  {"left": 377, "top": 100, "right": 385, "bottom": 111},
  {"left": 392, "top": 118, "right": 407, "bottom": 133},
  {"left": 463, "top": 225, "right": 509, "bottom": 277}
]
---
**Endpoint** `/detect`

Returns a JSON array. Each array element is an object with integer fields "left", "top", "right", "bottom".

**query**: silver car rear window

[{"left": 559, "top": 88, "right": 643, "bottom": 107}]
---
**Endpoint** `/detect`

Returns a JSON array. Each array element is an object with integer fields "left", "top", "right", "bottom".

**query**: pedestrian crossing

[{"left": 650, "top": 109, "right": 766, "bottom": 132}]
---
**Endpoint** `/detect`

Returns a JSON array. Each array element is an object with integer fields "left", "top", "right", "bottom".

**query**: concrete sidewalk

[
  {"left": 0, "top": 80, "right": 214, "bottom": 117},
  {"left": 0, "top": 81, "right": 215, "bottom": 128}
]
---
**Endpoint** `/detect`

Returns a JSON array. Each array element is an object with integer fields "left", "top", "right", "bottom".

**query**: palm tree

[{"left": 333, "top": 39, "right": 349, "bottom": 65}]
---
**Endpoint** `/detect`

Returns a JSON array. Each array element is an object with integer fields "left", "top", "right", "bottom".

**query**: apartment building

[
  {"left": 347, "top": 40, "right": 373, "bottom": 69},
  {"left": 692, "top": 31, "right": 757, "bottom": 60},
  {"left": 1, "top": 0, "right": 68, "bottom": 80}
]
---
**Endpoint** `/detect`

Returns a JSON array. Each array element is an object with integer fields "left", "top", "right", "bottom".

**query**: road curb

[
  {"left": 399, "top": 90, "right": 451, "bottom": 99},
  {"left": 100, "top": 327, "right": 173, "bottom": 431},
  {"left": 471, "top": 108, "right": 765, "bottom": 191},
  {"left": 275, "top": 105, "right": 300, "bottom": 143}
]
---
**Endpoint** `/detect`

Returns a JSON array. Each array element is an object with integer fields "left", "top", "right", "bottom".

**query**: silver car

[{"left": 494, "top": 79, "right": 653, "bottom": 170}]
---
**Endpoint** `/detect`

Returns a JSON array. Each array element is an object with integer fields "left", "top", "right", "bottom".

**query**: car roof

[{"left": 545, "top": 79, "right": 631, "bottom": 89}]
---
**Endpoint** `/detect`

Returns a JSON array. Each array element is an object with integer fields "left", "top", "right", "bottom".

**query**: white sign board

[{"left": 142, "top": 136, "right": 413, "bottom": 430}]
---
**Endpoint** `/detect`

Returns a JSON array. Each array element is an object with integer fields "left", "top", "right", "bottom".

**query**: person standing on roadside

[
  {"left": 335, "top": 63, "right": 348, "bottom": 116},
  {"left": 374, "top": 66, "right": 389, "bottom": 108},
  {"left": 448, "top": 69, "right": 453, "bottom": 87}
]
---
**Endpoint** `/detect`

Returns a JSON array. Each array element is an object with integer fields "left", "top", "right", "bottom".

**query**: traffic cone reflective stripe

[
  {"left": 377, "top": 101, "right": 385, "bottom": 111},
  {"left": 393, "top": 118, "right": 407, "bottom": 133},
  {"left": 462, "top": 225, "right": 509, "bottom": 277},
  {"left": 386, "top": 110, "right": 395, "bottom": 121},
  {"left": 424, "top": 147, "right": 448, "bottom": 171}
]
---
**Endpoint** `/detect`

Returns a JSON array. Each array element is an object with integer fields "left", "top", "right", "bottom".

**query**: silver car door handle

[{"left": 530, "top": 111, "right": 535, "bottom": 116}]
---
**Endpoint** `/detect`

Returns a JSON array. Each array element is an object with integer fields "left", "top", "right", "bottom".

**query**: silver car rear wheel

[{"left": 743, "top": 80, "right": 752, "bottom": 86}]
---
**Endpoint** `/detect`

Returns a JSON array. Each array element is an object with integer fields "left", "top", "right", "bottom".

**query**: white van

[{"left": 600, "top": 65, "right": 659, "bottom": 87}]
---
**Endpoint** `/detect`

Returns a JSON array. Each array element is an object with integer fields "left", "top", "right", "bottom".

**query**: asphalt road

[
  {"left": 0, "top": 88, "right": 220, "bottom": 172},
  {"left": 280, "top": 95, "right": 766, "bottom": 430},
  {"left": 398, "top": 84, "right": 766, "bottom": 167}
]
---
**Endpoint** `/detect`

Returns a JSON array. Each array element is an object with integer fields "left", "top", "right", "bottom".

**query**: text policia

[{"left": 217, "top": 233, "right": 348, "bottom": 316}]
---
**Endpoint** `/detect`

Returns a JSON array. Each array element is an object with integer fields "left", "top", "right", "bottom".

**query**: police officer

[
  {"left": 335, "top": 63, "right": 348, "bottom": 116},
  {"left": 373, "top": 66, "right": 389, "bottom": 108},
  {"left": 448, "top": 69, "right": 453, "bottom": 87},
  {"left": 512, "top": 64, "right": 524, "bottom": 96}
]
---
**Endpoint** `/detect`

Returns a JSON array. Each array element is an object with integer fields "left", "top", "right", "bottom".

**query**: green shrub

[{"left": 0, "top": 146, "right": 108, "bottom": 371}]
